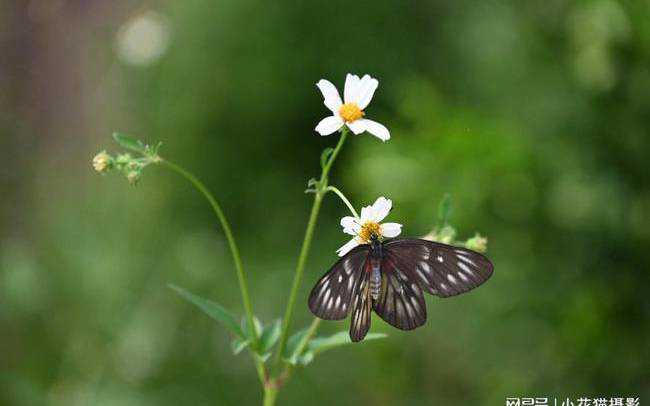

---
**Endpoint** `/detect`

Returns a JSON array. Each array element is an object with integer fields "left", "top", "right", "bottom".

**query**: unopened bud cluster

[
  {"left": 423, "top": 226, "right": 487, "bottom": 253},
  {"left": 464, "top": 233, "right": 488, "bottom": 253},
  {"left": 92, "top": 151, "right": 151, "bottom": 185}
]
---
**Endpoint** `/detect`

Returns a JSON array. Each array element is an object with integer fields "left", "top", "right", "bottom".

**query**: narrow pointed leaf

[
  {"left": 113, "top": 132, "right": 146, "bottom": 154},
  {"left": 241, "top": 316, "right": 263, "bottom": 339},
  {"left": 169, "top": 284, "right": 244, "bottom": 339},
  {"left": 297, "top": 351, "right": 315, "bottom": 365},
  {"left": 307, "top": 331, "right": 387, "bottom": 355},
  {"left": 231, "top": 337, "right": 250, "bottom": 355},
  {"left": 259, "top": 319, "right": 282, "bottom": 353},
  {"left": 320, "top": 147, "right": 334, "bottom": 169},
  {"left": 283, "top": 327, "right": 310, "bottom": 365}
]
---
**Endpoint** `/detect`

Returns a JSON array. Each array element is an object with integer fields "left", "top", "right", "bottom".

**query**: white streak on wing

[
  {"left": 348, "top": 275, "right": 354, "bottom": 290},
  {"left": 396, "top": 300, "right": 405, "bottom": 319},
  {"left": 436, "top": 255, "right": 444, "bottom": 263},
  {"left": 415, "top": 267, "right": 429, "bottom": 284},
  {"left": 459, "top": 272, "right": 469, "bottom": 282},
  {"left": 420, "top": 262, "right": 432, "bottom": 275},
  {"left": 337, "top": 274, "right": 343, "bottom": 283},
  {"left": 410, "top": 296, "right": 420, "bottom": 313},
  {"left": 447, "top": 274, "right": 457, "bottom": 284},
  {"left": 457, "top": 254, "right": 477, "bottom": 267},
  {"left": 335, "top": 296, "right": 341, "bottom": 308},
  {"left": 440, "top": 282, "right": 448, "bottom": 291},
  {"left": 457, "top": 261, "right": 474, "bottom": 275},
  {"left": 322, "top": 290, "right": 330, "bottom": 305},
  {"left": 344, "top": 261, "right": 353, "bottom": 275}
]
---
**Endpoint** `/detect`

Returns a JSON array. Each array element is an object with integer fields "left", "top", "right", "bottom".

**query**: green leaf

[
  {"left": 169, "top": 284, "right": 244, "bottom": 339},
  {"left": 320, "top": 147, "right": 334, "bottom": 169},
  {"left": 112, "top": 132, "right": 146, "bottom": 154},
  {"left": 256, "top": 353, "right": 272, "bottom": 363},
  {"left": 259, "top": 319, "right": 281, "bottom": 353},
  {"left": 231, "top": 337, "right": 250, "bottom": 355},
  {"left": 296, "top": 351, "right": 314, "bottom": 365},
  {"left": 307, "top": 331, "right": 387, "bottom": 355},
  {"left": 241, "top": 316, "right": 263, "bottom": 339},
  {"left": 283, "top": 327, "right": 309, "bottom": 365},
  {"left": 285, "top": 330, "right": 388, "bottom": 366},
  {"left": 437, "top": 193, "right": 453, "bottom": 226}
]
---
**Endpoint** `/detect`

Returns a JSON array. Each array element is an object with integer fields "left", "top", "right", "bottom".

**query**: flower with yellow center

[
  {"left": 315, "top": 73, "right": 390, "bottom": 142},
  {"left": 337, "top": 196, "right": 403, "bottom": 256}
]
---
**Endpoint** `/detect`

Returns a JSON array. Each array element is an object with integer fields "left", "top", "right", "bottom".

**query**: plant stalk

[
  {"left": 159, "top": 159, "right": 266, "bottom": 384},
  {"left": 272, "top": 128, "right": 348, "bottom": 373}
]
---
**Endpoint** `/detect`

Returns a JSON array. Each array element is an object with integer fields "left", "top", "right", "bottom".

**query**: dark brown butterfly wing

[
  {"left": 308, "top": 245, "right": 369, "bottom": 320},
  {"left": 372, "top": 255, "right": 427, "bottom": 330},
  {"left": 384, "top": 238, "right": 494, "bottom": 298},
  {"left": 349, "top": 260, "right": 373, "bottom": 342}
]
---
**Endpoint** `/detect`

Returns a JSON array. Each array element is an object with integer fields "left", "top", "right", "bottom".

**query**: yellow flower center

[
  {"left": 339, "top": 103, "right": 364, "bottom": 123},
  {"left": 358, "top": 221, "right": 381, "bottom": 243}
]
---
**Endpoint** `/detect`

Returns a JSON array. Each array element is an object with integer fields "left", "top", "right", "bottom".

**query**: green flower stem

[
  {"left": 272, "top": 128, "right": 348, "bottom": 373},
  {"left": 263, "top": 387, "right": 278, "bottom": 406},
  {"left": 325, "top": 186, "right": 359, "bottom": 218},
  {"left": 159, "top": 159, "right": 266, "bottom": 384}
]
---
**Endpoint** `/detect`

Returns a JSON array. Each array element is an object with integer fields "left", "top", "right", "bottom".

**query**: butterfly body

[
  {"left": 308, "top": 237, "right": 494, "bottom": 342},
  {"left": 368, "top": 237, "right": 383, "bottom": 301}
]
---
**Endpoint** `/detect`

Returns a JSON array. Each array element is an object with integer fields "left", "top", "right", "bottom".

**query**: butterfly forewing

[
  {"left": 349, "top": 261, "right": 372, "bottom": 342},
  {"left": 385, "top": 238, "right": 493, "bottom": 298},
  {"left": 373, "top": 256, "right": 427, "bottom": 330},
  {"left": 308, "top": 245, "right": 369, "bottom": 320}
]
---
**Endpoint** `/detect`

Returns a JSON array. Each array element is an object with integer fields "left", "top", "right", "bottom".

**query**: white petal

[
  {"left": 336, "top": 238, "right": 360, "bottom": 257},
  {"left": 356, "top": 119, "right": 390, "bottom": 141},
  {"left": 380, "top": 222, "right": 402, "bottom": 238},
  {"left": 346, "top": 119, "right": 367, "bottom": 135},
  {"left": 316, "top": 79, "right": 342, "bottom": 113},
  {"left": 359, "top": 204, "right": 374, "bottom": 222},
  {"left": 315, "top": 115, "right": 344, "bottom": 136},
  {"left": 340, "top": 216, "right": 361, "bottom": 236},
  {"left": 355, "top": 75, "right": 379, "bottom": 109},
  {"left": 343, "top": 74, "right": 361, "bottom": 104},
  {"left": 371, "top": 197, "right": 392, "bottom": 222}
]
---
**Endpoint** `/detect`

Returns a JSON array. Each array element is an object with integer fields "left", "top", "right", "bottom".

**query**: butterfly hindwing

[
  {"left": 385, "top": 238, "right": 493, "bottom": 298},
  {"left": 308, "top": 246, "right": 369, "bottom": 320},
  {"left": 349, "top": 261, "right": 373, "bottom": 342},
  {"left": 373, "top": 255, "right": 427, "bottom": 330}
]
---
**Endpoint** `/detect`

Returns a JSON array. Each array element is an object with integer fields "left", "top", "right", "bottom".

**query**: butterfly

[{"left": 308, "top": 235, "right": 494, "bottom": 342}]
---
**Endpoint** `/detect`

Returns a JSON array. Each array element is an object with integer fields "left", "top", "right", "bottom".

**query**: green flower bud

[
  {"left": 115, "top": 153, "right": 132, "bottom": 167},
  {"left": 126, "top": 170, "right": 141, "bottom": 185},
  {"left": 465, "top": 234, "right": 488, "bottom": 253}
]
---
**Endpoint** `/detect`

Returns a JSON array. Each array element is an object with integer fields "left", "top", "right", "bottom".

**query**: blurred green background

[{"left": 2, "top": 0, "right": 649, "bottom": 405}]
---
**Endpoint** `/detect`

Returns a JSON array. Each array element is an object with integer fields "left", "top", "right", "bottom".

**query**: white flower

[
  {"left": 315, "top": 74, "right": 390, "bottom": 142},
  {"left": 337, "top": 196, "right": 402, "bottom": 256}
]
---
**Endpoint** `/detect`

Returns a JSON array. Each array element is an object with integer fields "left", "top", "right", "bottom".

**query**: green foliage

[
  {"left": 284, "top": 330, "right": 387, "bottom": 366},
  {"left": 320, "top": 148, "right": 334, "bottom": 169},
  {"left": 283, "top": 328, "right": 310, "bottom": 365},
  {"left": 112, "top": 132, "right": 147, "bottom": 154},
  {"left": 259, "top": 319, "right": 282, "bottom": 354},
  {"left": 169, "top": 284, "right": 244, "bottom": 339},
  {"left": 228, "top": 318, "right": 280, "bottom": 361}
]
